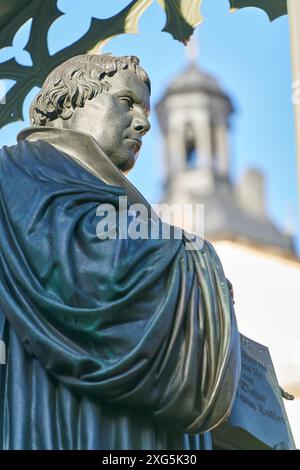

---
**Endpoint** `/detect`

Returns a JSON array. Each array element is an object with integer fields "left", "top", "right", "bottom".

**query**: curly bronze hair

[{"left": 30, "top": 53, "right": 151, "bottom": 126}]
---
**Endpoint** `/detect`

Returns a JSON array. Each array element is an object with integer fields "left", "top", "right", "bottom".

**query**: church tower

[
  {"left": 156, "top": 62, "right": 293, "bottom": 253},
  {"left": 155, "top": 59, "right": 300, "bottom": 445},
  {"left": 156, "top": 62, "right": 233, "bottom": 203}
]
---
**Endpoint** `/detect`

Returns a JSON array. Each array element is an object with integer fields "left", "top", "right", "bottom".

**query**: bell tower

[
  {"left": 155, "top": 59, "right": 293, "bottom": 252},
  {"left": 156, "top": 61, "right": 233, "bottom": 204}
]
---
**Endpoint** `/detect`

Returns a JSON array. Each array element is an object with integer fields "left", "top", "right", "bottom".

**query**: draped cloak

[{"left": 0, "top": 127, "right": 241, "bottom": 450}]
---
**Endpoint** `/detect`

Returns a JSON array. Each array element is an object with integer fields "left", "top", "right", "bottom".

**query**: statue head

[{"left": 29, "top": 53, "right": 151, "bottom": 172}]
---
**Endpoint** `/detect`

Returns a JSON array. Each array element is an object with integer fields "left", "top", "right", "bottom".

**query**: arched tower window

[{"left": 184, "top": 122, "right": 198, "bottom": 168}]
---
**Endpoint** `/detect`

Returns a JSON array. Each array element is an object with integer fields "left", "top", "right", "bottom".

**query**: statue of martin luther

[{"left": 0, "top": 53, "right": 240, "bottom": 450}]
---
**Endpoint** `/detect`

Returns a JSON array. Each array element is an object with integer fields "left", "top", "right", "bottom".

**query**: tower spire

[{"left": 186, "top": 29, "right": 199, "bottom": 65}]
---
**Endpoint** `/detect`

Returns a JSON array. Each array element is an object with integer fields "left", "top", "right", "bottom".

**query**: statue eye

[{"left": 119, "top": 97, "right": 134, "bottom": 109}]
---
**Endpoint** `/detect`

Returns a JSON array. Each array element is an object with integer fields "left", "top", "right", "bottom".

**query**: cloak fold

[{"left": 0, "top": 129, "right": 240, "bottom": 449}]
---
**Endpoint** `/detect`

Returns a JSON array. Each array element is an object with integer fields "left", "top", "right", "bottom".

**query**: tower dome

[
  {"left": 164, "top": 63, "right": 232, "bottom": 103},
  {"left": 156, "top": 62, "right": 233, "bottom": 182}
]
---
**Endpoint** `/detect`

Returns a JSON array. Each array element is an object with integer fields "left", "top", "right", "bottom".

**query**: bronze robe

[{"left": 0, "top": 127, "right": 240, "bottom": 449}]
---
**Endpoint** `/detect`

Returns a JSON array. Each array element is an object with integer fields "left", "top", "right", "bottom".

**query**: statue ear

[{"left": 60, "top": 107, "right": 73, "bottom": 120}]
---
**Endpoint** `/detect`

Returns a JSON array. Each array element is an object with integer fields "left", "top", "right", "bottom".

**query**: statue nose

[{"left": 132, "top": 114, "right": 150, "bottom": 135}]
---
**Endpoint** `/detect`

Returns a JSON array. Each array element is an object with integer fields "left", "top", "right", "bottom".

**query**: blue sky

[{"left": 0, "top": 0, "right": 298, "bottom": 250}]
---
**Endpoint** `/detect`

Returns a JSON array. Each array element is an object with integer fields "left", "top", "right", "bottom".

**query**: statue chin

[{"left": 116, "top": 155, "right": 137, "bottom": 174}]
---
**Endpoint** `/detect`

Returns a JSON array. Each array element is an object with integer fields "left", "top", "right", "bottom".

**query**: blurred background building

[{"left": 155, "top": 55, "right": 300, "bottom": 444}]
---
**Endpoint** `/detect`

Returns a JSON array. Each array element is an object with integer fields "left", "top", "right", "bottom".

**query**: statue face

[{"left": 64, "top": 69, "right": 151, "bottom": 172}]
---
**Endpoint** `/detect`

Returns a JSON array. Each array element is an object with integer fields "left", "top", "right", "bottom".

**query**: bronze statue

[{"left": 0, "top": 53, "right": 240, "bottom": 450}]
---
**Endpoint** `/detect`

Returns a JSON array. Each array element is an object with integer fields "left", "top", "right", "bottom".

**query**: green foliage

[
  {"left": 157, "top": 0, "right": 203, "bottom": 44},
  {"left": 0, "top": 0, "right": 203, "bottom": 129},
  {"left": 0, "top": 0, "right": 288, "bottom": 129},
  {"left": 229, "top": 0, "right": 287, "bottom": 21}
]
